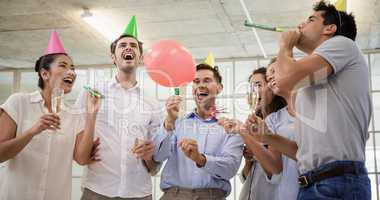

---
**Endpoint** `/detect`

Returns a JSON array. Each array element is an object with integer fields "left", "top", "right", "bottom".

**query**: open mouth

[
  {"left": 62, "top": 77, "right": 74, "bottom": 85},
  {"left": 122, "top": 52, "right": 135, "bottom": 60},
  {"left": 270, "top": 80, "right": 278, "bottom": 90},
  {"left": 196, "top": 90, "right": 209, "bottom": 101}
]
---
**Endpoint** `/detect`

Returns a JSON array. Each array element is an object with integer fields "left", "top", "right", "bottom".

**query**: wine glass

[
  {"left": 131, "top": 132, "right": 147, "bottom": 159},
  {"left": 51, "top": 86, "right": 64, "bottom": 114},
  {"left": 50, "top": 81, "right": 64, "bottom": 134},
  {"left": 249, "top": 83, "right": 260, "bottom": 112}
]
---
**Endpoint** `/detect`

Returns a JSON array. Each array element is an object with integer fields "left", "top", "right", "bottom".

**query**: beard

[
  {"left": 295, "top": 35, "right": 316, "bottom": 55},
  {"left": 116, "top": 58, "right": 138, "bottom": 74},
  {"left": 119, "top": 66, "right": 135, "bottom": 74},
  {"left": 196, "top": 96, "right": 215, "bottom": 111}
]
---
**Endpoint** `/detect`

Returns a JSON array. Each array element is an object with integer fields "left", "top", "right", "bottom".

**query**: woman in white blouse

[
  {"left": 220, "top": 58, "right": 299, "bottom": 200},
  {"left": 239, "top": 58, "right": 300, "bottom": 200},
  {"left": 0, "top": 47, "right": 101, "bottom": 199},
  {"left": 235, "top": 65, "right": 287, "bottom": 200}
]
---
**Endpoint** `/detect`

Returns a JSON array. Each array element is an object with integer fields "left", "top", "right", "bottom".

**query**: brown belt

[
  {"left": 164, "top": 187, "right": 226, "bottom": 197},
  {"left": 298, "top": 162, "right": 367, "bottom": 188}
]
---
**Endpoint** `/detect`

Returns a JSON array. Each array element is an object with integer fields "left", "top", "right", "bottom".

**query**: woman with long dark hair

[
  {"left": 0, "top": 31, "right": 100, "bottom": 200},
  {"left": 221, "top": 58, "right": 287, "bottom": 200},
  {"left": 233, "top": 58, "right": 299, "bottom": 200}
]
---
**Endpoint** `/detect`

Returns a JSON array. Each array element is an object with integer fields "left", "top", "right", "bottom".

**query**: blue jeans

[{"left": 297, "top": 161, "right": 371, "bottom": 200}]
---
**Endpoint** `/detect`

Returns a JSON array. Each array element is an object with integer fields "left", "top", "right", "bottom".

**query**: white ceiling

[{"left": 0, "top": 0, "right": 379, "bottom": 69}]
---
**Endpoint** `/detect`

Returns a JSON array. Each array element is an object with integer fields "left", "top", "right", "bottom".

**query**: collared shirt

[
  {"left": 153, "top": 112, "right": 244, "bottom": 196},
  {"left": 265, "top": 107, "right": 299, "bottom": 200},
  {"left": 76, "top": 76, "right": 163, "bottom": 198},
  {"left": 0, "top": 91, "right": 82, "bottom": 200}
]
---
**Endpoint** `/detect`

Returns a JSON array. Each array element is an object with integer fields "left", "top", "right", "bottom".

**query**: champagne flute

[
  {"left": 131, "top": 133, "right": 147, "bottom": 160},
  {"left": 249, "top": 83, "right": 260, "bottom": 112},
  {"left": 50, "top": 81, "right": 64, "bottom": 133},
  {"left": 51, "top": 86, "right": 64, "bottom": 114}
]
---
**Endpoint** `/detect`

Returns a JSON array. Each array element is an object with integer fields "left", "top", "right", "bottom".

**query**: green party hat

[{"left": 123, "top": 15, "right": 138, "bottom": 39}]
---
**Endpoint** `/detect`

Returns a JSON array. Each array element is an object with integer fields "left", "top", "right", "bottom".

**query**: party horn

[
  {"left": 174, "top": 88, "right": 180, "bottom": 95},
  {"left": 244, "top": 20, "right": 284, "bottom": 32},
  {"left": 83, "top": 85, "right": 104, "bottom": 98}
]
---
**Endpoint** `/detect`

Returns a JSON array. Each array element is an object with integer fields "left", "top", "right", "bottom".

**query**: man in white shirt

[{"left": 76, "top": 16, "right": 163, "bottom": 200}]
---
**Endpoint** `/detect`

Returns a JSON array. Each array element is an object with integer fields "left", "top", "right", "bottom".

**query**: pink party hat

[{"left": 44, "top": 31, "right": 66, "bottom": 55}]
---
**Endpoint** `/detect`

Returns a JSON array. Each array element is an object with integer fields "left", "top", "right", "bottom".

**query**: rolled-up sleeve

[
  {"left": 146, "top": 100, "right": 165, "bottom": 140},
  {"left": 153, "top": 123, "right": 176, "bottom": 162},
  {"left": 202, "top": 134, "right": 243, "bottom": 180}
]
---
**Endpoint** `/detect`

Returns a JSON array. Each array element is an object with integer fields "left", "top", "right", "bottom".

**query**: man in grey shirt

[{"left": 247, "top": 1, "right": 372, "bottom": 199}]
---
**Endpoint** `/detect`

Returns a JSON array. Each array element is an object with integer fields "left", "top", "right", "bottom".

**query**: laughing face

[
  {"left": 46, "top": 54, "right": 76, "bottom": 94},
  {"left": 112, "top": 37, "right": 142, "bottom": 73},
  {"left": 249, "top": 73, "right": 265, "bottom": 110},
  {"left": 192, "top": 69, "right": 223, "bottom": 110},
  {"left": 249, "top": 72, "right": 274, "bottom": 112},
  {"left": 266, "top": 62, "right": 281, "bottom": 95}
]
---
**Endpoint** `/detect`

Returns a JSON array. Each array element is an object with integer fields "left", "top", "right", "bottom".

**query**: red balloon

[{"left": 144, "top": 40, "right": 196, "bottom": 87}]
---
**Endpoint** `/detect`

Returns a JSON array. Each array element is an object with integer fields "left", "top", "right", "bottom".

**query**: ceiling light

[
  {"left": 80, "top": 8, "right": 121, "bottom": 41},
  {"left": 80, "top": 7, "right": 93, "bottom": 18}
]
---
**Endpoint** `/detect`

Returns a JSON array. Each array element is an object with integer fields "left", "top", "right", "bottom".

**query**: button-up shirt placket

[
  {"left": 119, "top": 124, "right": 128, "bottom": 195},
  {"left": 194, "top": 119, "right": 207, "bottom": 187},
  {"left": 38, "top": 102, "right": 53, "bottom": 200},
  {"left": 39, "top": 134, "right": 52, "bottom": 200}
]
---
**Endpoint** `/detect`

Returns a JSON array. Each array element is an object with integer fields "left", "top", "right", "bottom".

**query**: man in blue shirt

[{"left": 153, "top": 62, "right": 243, "bottom": 200}]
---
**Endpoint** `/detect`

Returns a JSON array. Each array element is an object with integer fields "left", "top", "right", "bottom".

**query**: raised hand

[
  {"left": 243, "top": 146, "right": 254, "bottom": 162},
  {"left": 245, "top": 114, "right": 273, "bottom": 142},
  {"left": 178, "top": 138, "right": 205, "bottom": 166},
  {"left": 29, "top": 113, "right": 60, "bottom": 135},
  {"left": 280, "top": 30, "right": 301, "bottom": 51},
  {"left": 89, "top": 137, "right": 101, "bottom": 164},
  {"left": 86, "top": 91, "right": 102, "bottom": 114},
  {"left": 164, "top": 95, "right": 182, "bottom": 131},
  {"left": 218, "top": 117, "right": 248, "bottom": 135},
  {"left": 132, "top": 140, "right": 155, "bottom": 161}
]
